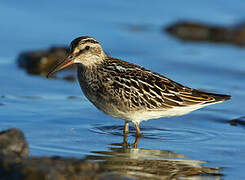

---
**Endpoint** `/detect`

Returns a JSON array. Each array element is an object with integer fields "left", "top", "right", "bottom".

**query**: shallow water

[{"left": 1, "top": 0, "right": 245, "bottom": 179}]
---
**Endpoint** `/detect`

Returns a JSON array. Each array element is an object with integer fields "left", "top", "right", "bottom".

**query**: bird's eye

[{"left": 85, "top": 46, "right": 90, "bottom": 50}]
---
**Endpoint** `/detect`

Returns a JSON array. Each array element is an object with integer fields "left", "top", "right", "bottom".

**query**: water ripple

[{"left": 89, "top": 124, "right": 221, "bottom": 144}]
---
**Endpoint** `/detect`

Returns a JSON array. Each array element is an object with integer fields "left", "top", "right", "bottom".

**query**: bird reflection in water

[{"left": 86, "top": 134, "right": 223, "bottom": 180}]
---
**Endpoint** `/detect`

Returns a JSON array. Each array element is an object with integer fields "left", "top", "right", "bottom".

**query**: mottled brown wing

[{"left": 103, "top": 58, "right": 230, "bottom": 110}]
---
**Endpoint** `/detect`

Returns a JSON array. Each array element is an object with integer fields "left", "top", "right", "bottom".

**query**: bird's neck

[
  {"left": 77, "top": 62, "right": 106, "bottom": 94},
  {"left": 77, "top": 62, "right": 103, "bottom": 82}
]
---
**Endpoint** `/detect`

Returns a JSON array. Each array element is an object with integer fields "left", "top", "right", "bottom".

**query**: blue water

[{"left": 1, "top": 1, "right": 245, "bottom": 179}]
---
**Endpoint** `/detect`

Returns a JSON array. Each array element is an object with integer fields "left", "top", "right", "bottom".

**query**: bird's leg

[
  {"left": 124, "top": 121, "right": 129, "bottom": 134},
  {"left": 133, "top": 136, "right": 140, "bottom": 148},
  {"left": 133, "top": 122, "right": 142, "bottom": 137},
  {"left": 122, "top": 133, "right": 128, "bottom": 149}
]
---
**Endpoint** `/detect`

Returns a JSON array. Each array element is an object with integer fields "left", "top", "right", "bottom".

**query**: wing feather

[{"left": 102, "top": 58, "right": 230, "bottom": 110}]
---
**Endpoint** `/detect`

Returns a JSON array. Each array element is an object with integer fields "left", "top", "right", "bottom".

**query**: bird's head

[{"left": 47, "top": 36, "right": 106, "bottom": 77}]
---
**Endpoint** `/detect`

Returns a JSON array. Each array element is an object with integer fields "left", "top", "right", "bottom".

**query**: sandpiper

[{"left": 47, "top": 36, "right": 231, "bottom": 136}]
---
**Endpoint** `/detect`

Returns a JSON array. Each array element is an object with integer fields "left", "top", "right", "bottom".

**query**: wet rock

[
  {"left": 17, "top": 46, "right": 76, "bottom": 80},
  {"left": 0, "top": 128, "right": 28, "bottom": 158},
  {"left": 229, "top": 117, "right": 245, "bottom": 127},
  {"left": 165, "top": 21, "right": 245, "bottom": 46},
  {"left": 0, "top": 155, "right": 101, "bottom": 180}
]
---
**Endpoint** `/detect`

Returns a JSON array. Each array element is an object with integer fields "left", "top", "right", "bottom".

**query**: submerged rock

[
  {"left": 17, "top": 46, "right": 76, "bottom": 81},
  {"left": 165, "top": 21, "right": 245, "bottom": 46},
  {"left": 0, "top": 128, "right": 28, "bottom": 157}
]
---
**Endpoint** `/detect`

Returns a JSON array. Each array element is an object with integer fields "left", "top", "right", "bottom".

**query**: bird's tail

[{"left": 201, "top": 91, "right": 231, "bottom": 104}]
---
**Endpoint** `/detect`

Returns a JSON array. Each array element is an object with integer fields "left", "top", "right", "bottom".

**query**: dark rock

[
  {"left": 17, "top": 46, "right": 76, "bottom": 81},
  {"left": 0, "top": 128, "right": 28, "bottom": 158},
  {"left": 229, "top": 117, "right": 245, "bottom": 127},
  {"left": 165, "top": 21, "right": 245, "bottom": 46},
  {"left": 0, "top": 155, "right": 101, "bottom": 180}
]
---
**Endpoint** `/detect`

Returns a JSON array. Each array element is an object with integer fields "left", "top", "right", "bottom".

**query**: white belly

[{"left": 122, "top": 102, "right": 219, "bottom": 124}]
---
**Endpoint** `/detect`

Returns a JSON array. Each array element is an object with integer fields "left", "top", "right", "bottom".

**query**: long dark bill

[{"left": 46, "top": 56, "right": 74, "bottom": 78}]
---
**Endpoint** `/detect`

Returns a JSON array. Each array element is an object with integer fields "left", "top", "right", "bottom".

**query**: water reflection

[{"left": 86, "top": 135, "right": 223, "bottom": 180}]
